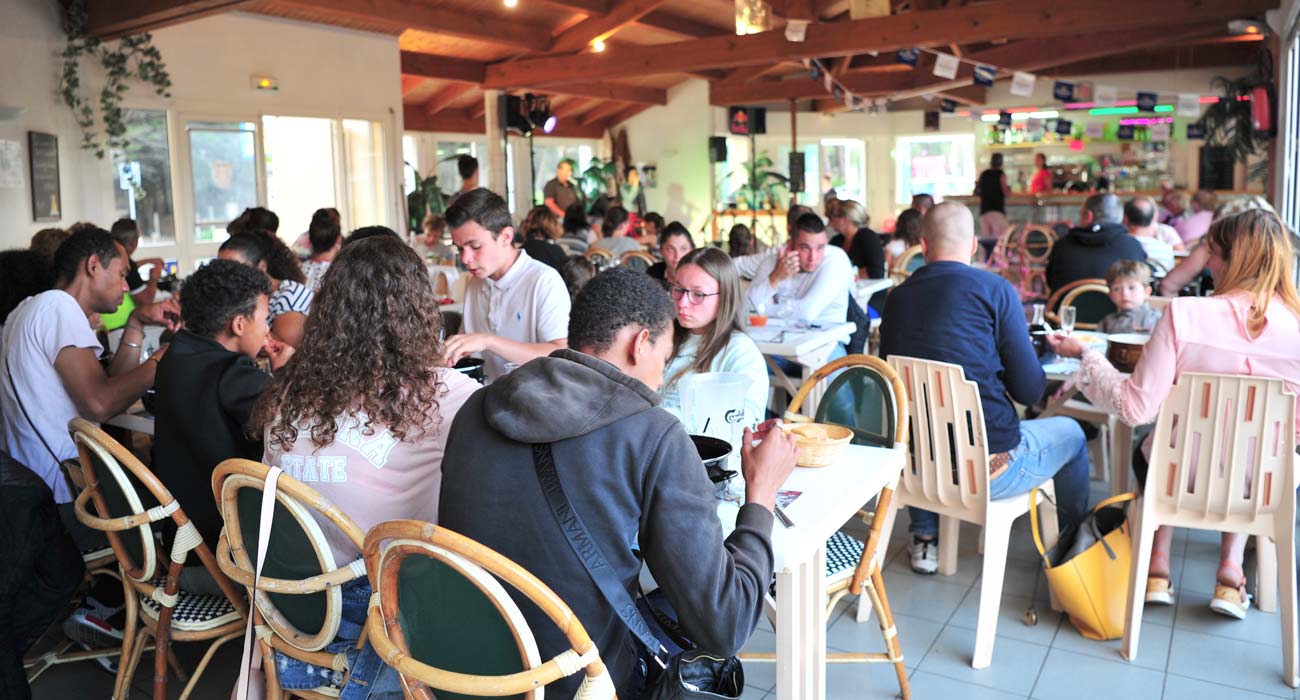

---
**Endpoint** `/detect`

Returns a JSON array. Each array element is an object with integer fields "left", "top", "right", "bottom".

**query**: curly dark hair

[
  {"left": 228, "top": 206, "right": 279, "bottom": 235},
  {"left": 220, "top": 229, "right": 306, "bottom": 284},
  {"left": 180, "top": 259, "right": 272, "bottom": 338},
  {"left": 1, "top": 249, "right": 54, "bottom": 321},
  {"left": 560, "top": 254, "right": 596, "bottom": 300},
  {"left": 343, "top": 225, "right": 400, "bottom": 247},
  {"left": 307, "top": 208, "right": 342, "bottom": 255},
  {"left": 53, "top": 228, "right": 121, "bottom": 286},
  {"left": 252, "top": 235, "right": 449, "bottom": 451},
  {"left": 569, "top": 267, "right": 674, "bottom": 354}
]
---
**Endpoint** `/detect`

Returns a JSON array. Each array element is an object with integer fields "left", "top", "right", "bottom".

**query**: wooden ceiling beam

[
  {"left": 708, "top": 23, "right": 1225, "bottom": 104},
  {"left": 599, "top": 104, "right": 652, "bottom": 128},
  {"left": 279, "top": 0, "right": 554, "bottom": 51},
  {"left": 580, "top": 101, "right": 629, "bottom": 126},
  {"left": 636, "top": 10, "right": 721, "bottom": 38},
  {"left": 400, "top": 75, "right": 427, "bottom": 97},
  {"left": 85, "top": 0, "right": 252, "bottom": 39},
  {"left": 404, "top": 105, "right": 607, "bottom": 138},
  {"left": 423, "top": 83, "right": 477, "bottom": 116},
  {"left": 1046, "top": 41, "right": 1262, "bottom": 77},
  {"left": 551, "top": 0, "right": 673, "bottom": 54},
  {"left": 531, "top": 0, "right": 610, "bottom": 14},
  {"left": 401, "top": 51, "right": 667, "bottom": 104},
  {"left": 521, "top": 81, "right": 668, "bottom": 105},
  {"left": 484, "top": 0, "right": 1272, "bottom": 87}
]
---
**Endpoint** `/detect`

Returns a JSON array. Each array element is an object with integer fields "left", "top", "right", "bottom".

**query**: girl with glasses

[{"left": 659, "top": 247, "right": 769, "bottom": 426}]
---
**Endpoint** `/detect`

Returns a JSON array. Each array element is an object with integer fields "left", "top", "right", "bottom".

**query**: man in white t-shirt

[
  {"left": 0, "top": 228, "right": 178, "bottom": 539},
  {"left": 443, "top": 188, "right": 571, "bottom": 381}
]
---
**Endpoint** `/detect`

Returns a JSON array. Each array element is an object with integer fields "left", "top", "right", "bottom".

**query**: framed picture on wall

[{"left": 28, "top": 131, "right": 61, "bottom": 222}]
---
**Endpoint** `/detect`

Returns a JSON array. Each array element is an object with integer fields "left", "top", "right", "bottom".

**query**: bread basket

[{"left": 785, "top": 422, "right": 853, "bottom": 468}]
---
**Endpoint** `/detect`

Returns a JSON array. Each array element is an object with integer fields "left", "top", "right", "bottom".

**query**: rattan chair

[
  {"left": 584, "top": 248, "right": 615, "bottom": 270},
  {"left": 362, "top": 519, "right": 615, "bottom": 700},
  {"left": 889, "top": 245, "right": 924, "bottom": 284},
  {"left": 67, "top": 419, "right": 247, "bottom": 700},
  {"left": 744, "top": 354, "right": 911, "bottom": 699},
  {"left": 619, "top": 249, "right": 656, "bottom": 272},
  {"left": 1045, "top": 278, "right": 1114, "bottom": 330},
  {"left": 213, "top": 459, "right": 370, "bottom": 700}
]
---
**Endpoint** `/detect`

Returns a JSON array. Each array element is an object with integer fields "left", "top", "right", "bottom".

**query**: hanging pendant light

[{"left": 734, "top": 0, "right": 772, "bottom": 35}]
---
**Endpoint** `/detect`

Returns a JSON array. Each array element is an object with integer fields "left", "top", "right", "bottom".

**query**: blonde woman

[
  {"left": 659, "top": 248, "right": 769, "bottom": 427},
  {"left": 827, "top": 198, "right": 885, "bottom": 280},
  {"left": 1050, "top": 209, "right": 1300, "bottom": 620}
]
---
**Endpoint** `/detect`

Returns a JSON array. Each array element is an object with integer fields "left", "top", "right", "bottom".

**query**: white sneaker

[{"left": 909, "top": 537, "right": 938, "bottom": 575}]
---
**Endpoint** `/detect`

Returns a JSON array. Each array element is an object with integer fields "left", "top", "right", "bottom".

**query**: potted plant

[
  {"left": 579, "top": 157, "right": 617, "bottom": 211},
  {"left": 1197, "top": 49, "right": 1274, "bottom": 183},
  {"left": 405, "top": 161, "right": 447, "bottom": 234},
  {"left": 719, "top": 151, "right": 790, "bottom": 210}
]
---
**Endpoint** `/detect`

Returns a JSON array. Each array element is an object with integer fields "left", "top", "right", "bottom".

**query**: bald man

[{"left": 879, "top": 202, "right": 1089, "bottom": 576}]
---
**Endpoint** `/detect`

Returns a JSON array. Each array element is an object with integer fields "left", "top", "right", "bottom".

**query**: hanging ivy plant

[
  {"left": 59, "top": 0, "right": 172, "bottom": 159},
  {"left": 1197, "top": 48, "right": 1273, "bottom": 183}
]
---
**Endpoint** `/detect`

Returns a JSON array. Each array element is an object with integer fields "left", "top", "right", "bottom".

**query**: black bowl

[
  {"left": 452, "top": 357, "right": 486, "bottom": 383},
  {"left": 690, "top": 434, "right": 736, "bottom": 484}
]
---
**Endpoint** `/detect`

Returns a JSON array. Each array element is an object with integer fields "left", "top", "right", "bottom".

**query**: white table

[
  {"left": 105, "top": 403, "right": 155, "bottom": 436},
  {"left": 749, "top": 319, "right": 857, "bottom": 416},
  {"left": 852, "top": 277, "right": 893, "bottom": 309},
  {"left": 718, "top": 443, "right": 905, "bottom": 700}
]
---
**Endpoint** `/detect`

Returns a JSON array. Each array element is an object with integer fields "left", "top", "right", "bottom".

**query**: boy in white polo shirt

[{"left": 443, "top": 188, "right": 571, "bottom": 381}]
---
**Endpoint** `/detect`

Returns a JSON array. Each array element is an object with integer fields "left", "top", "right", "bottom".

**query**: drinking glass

[{"left": 1060, "top": 305, "right": 1077, "bottom": 335}]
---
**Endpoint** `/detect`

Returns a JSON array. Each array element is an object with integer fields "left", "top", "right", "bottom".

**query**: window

[
  {"left": 820, "top": 139, "right": 867, "bottom": 205},
  {"left": 894, "top": 134, "right": 976, "bottom": 206},
  {"left": 111, "top": 110, "right": 175, "bottom": 245},
  {"left": 264, "top": 116, "right": 336, "bottom": 239},
  {"left": 342, "top": 119, "right": 388, "bottom": 231},
  {"left": 531, "top": 144, "right": 593, "bottom": 207},
  {"left": 188, "top": 121, "right": 258, "bottom": 243},
  {"left": 1280, "top": 26, "right": 1300, "bottom": 234}
]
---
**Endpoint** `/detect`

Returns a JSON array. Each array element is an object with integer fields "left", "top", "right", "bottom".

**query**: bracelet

[{"left": 122, "top": 341, "right": 142, "bottom": 349}]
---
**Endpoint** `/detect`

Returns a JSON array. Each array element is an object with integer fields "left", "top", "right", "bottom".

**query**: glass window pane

[
  {"left": 343, "top": 119, "right": 388, "bottom": 231},
  {"left": 894, "top": 135, "right": 976, "bottom": 206},
  {"left": 264, "top": 116, "right": 337, "bottom": 241},
  {"left": 402, "top": 134, "right": 418, "bottom": 196},
  {"left": 111, "top": 110, "right": 175, "bottom": 246},
  {"left": 188, "top": 121, "right": 257, "bottom": 243}
]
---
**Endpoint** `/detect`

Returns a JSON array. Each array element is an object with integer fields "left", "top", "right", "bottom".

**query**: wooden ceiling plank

[
  {"left": 580, "top": 101, "right": 628, "bottom": 125},
  {"left": 85, "top": 0, "right": 252, "bottom": 38},
  {"left": 599, "top": 103, "right": 652, "bottom": 128},
  {"left": 423, "top": 83, "right": 477, "bottom": 116},
  {"left": 401, "top": 51, "right": 488, "bottom": 83},
  {"left": 484, "top": 0, "right": 1272, "bottom": 87},
  {"left": 531, "top": 0, "right": 611, "bottom": 14},
  {"left": 708, "top": 22, "right": 1226, "bottom": 104},
  {"left": 636, "top": 10, "right": 722, "bottom": 37},
  {"left": 551, "top": 0, "right": 673, "bottom": 54},
  {"left": 405, "top": 105, "right": 608, "bottom": 138},
  {"left": 280, "top": 0, "right": 554, "bottom": 51},
  {"left": 401, "top": 51, "right": 668, "bottom": 104}
]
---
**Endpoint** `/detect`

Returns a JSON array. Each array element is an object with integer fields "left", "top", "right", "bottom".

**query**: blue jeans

[
  {"left": 273, "top": 577, "right": 402, "bottom": 700},
  {"left": 909, "top": 417, "right": 1090, "bottom": 538}
]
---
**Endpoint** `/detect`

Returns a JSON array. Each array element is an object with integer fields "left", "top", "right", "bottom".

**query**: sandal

[
  {"left": 1145, "top": 576, "right": 1175, "bottom": 606},
  {"left": 1209, "top": 563, "right": 1251, "bottom": 620}
]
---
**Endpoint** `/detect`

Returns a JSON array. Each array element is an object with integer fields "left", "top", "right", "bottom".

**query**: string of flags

[{"left": 799, "top": 46, "right": 1212, "bottom": 138}]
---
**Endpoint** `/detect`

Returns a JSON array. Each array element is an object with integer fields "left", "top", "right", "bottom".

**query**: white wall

[
  {"left": 0, "top": 3, "right": 404, "bottom": 255},
  {"left": 621, "top": 81, "right": 715, "bottom": 237}
]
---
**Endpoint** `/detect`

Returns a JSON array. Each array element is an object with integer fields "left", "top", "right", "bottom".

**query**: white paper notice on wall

[
  {"left": 1177, "top": 93, "right": 1201, "bottom": 117},
  {"left": 1095, "top": 85, "right": 1118, "bottom": 108},
  {"left": 932, "top": 53, "right": 959, "bottom": 79},
  {"left": 1150, "top": 123, "right": 1171, "bottom": 141},
  {"left": 0, "top": 140, "right": 23, "bottom": 189},
  {"left": 1010, "top": 72, "right": 1036, "bottom": 97},
  {"left": 1085, "top": 122, "right": 1105, "bottom": 139}
]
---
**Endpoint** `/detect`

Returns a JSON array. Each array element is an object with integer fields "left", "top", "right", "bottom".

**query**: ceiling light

[
  {"left": 591, "top": 38, "right": 606, "bottom": 52},
  {"left": 1228, "top": 19, "right": 1265, "bottom": 35},
  {"left": 543, "top": 115, "right": 558, "bottom": 134},
  {"left": 503, "top": 0, "right": 518, "bottom": 7}
]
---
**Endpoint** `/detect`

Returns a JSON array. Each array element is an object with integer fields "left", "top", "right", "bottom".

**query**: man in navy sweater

[{"left": 879, "top": 203, "right": 1090, "bottom": 574}]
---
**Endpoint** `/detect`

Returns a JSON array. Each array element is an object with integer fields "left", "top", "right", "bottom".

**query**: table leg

[{"left": 775, "top": 547, "right": 828, "bottom": 700}]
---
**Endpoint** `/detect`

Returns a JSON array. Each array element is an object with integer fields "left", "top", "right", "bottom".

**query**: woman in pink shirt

[{"left": 1051, "top": 209, "right": 1300, "bottom": 620}]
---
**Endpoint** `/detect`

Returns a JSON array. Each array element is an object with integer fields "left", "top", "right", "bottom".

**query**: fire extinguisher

[{"left": 1251, "top": 83, "right": 1276, "bottom": 137}]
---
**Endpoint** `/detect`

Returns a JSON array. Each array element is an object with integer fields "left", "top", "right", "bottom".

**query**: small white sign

[
  {"left": 1150, "top": 123, "right": 1171, "bottom": 141},
  {"left": 1095, "top": 85, "right": 1118, "bottom": 108},
  {"left": 0, "top": 140, "right": 22, "bottom": 190},
  {"left": 932, "top": 53, "right": 959, "bottom": 79},
  {"left": 1010, "top": 71, "right": 1036, "bottom": 97},
  {"left": 1177, "top": 93, "right": 1201, "bottom": 117},
  {"left": 1085, "top": 122, "right": 1105, "bottom": 139}
]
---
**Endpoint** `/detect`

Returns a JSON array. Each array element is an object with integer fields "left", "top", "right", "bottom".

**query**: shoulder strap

[
  {"left": 5, "top": 356, "right": 65, "bottom": 469},
  {"left": 530, "top": 443, "right": 668, "bottom": 665},
  {"left": 235, "top": 466, "right": 283, "bottom": 700}
]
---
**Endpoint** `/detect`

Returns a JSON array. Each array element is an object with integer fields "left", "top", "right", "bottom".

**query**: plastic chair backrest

[
  {"left": 888, "top": 356, "right": 992, "bottom": 508},
  {"left": 1147, "top": 373, "right": 1298, "bottom": 522},
  {"left": 72, "top": 428, "right": 160, "bottom": 582}
]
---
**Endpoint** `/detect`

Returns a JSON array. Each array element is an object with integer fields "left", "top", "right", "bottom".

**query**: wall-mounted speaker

[
  {"left": 708, "top": 136, "right": 728, "bottom": 163},
  {"left": 788, "top": 152, "right": 805, "bottom": 192}
]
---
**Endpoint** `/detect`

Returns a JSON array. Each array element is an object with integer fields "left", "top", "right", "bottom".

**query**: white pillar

[{"left": 483, "top": 90, "right": 508, "bottom": 200}]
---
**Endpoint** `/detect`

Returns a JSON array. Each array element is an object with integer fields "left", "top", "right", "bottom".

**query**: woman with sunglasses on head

[{"left": 658, "top": 247, "right": 769, "bottom": 426}]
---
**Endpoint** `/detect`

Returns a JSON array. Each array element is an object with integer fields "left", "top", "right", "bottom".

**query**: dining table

[
  {"left": 106, "top": 402, "right": 155, "bottom": 436},
  {"left": 748, "top": 318, "right": 858, "bottom": 416},
  {"left": 717, "top": 442, "right": 906, "bottom": 700}
]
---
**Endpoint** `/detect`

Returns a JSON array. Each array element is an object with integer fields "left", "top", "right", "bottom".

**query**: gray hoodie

[{"left": 439, "top": 349, "right": 775, "bottom": 699}]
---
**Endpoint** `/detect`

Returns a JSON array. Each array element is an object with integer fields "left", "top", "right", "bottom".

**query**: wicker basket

[{"left": 787, "top": 423, "right": 853, "bottom": 468}]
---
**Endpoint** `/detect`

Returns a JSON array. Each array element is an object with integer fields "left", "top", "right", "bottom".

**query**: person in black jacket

[
  {"left": 1046, "top": 193, "right": 1147, "bottom": 293},
  {"left": 151, "top": 259, "right": 294, "bottom": 592},
  {"left": 440, "top": 268, "right": 798, "bottom": 700}
]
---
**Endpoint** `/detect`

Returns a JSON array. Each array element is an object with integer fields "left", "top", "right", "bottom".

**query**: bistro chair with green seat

[
  {"left": 619, "top": 249, "right": 656, "bottom": 272},
  {"left": 213, "top": 459, "right": 370, "bottom": 700},
  {"left": 1046, "top": 278, "right": 1115, "bottom": 330},
  {"left": 747, "top": 354, "right": 911, "bottom": 699},
  {"left": 584, "top": 247, "right": 615, "bottom": 271},
  {"left": 362, "top": 519, "right": 615, "bottom": 700},
  {"left": 67, "top": 418, "right": 247, "bottom": 700}
]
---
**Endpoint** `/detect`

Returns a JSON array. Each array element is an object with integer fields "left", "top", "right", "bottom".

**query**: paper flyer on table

[{"left": 776, "top": 490, "right": 802, "bottom": 509}]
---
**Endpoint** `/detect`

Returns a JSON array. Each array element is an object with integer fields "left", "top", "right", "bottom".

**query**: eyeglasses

[{"left": 668, "top": 285, "right": 720, "bottom": 305}]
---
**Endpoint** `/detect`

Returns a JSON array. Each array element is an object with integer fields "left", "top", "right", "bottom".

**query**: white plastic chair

[
  {"left": 886, "top": 356, "right": 1058, "bottom": 669},
  {"left": 1122, "top": 372, "right": 1298, "bottom": 688}
]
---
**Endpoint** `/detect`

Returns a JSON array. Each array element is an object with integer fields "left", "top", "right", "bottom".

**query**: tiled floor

[{"left": 27, "top": 484, "right": 1300, "bottom": 699}]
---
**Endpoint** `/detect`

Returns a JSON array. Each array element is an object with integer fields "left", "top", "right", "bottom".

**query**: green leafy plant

[
  {"left": 59, "top": 0, "right": 173, "bottom": 159},
  {"left": 405, "top": 161, "right": 448, "bottom": 233},
  {"left": 1198, "top": 49, "right": 1273, "bottom": 183},
  {"left": 719, "top": 151, "right": 790, "bottom": 210},
  {"left": 578, "top": 157, "right": 616, "bottom": 212}
]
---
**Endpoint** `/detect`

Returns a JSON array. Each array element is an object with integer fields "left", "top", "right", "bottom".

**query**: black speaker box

[
  {"left": 788, "top": 152, "right": 805, "bottom": 192},
  {"left": 708, "top": 136, "right": 728, "bottom": 163}
]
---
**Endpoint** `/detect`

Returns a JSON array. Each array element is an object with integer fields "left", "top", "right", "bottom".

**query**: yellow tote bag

[{"left": 1029, "top": 490, "right": 1136, "bottom": 641}]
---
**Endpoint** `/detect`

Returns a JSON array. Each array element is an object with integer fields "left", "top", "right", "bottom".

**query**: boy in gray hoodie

[{"left": 440, "top": 267, "right": 798, "bottom": 699}]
